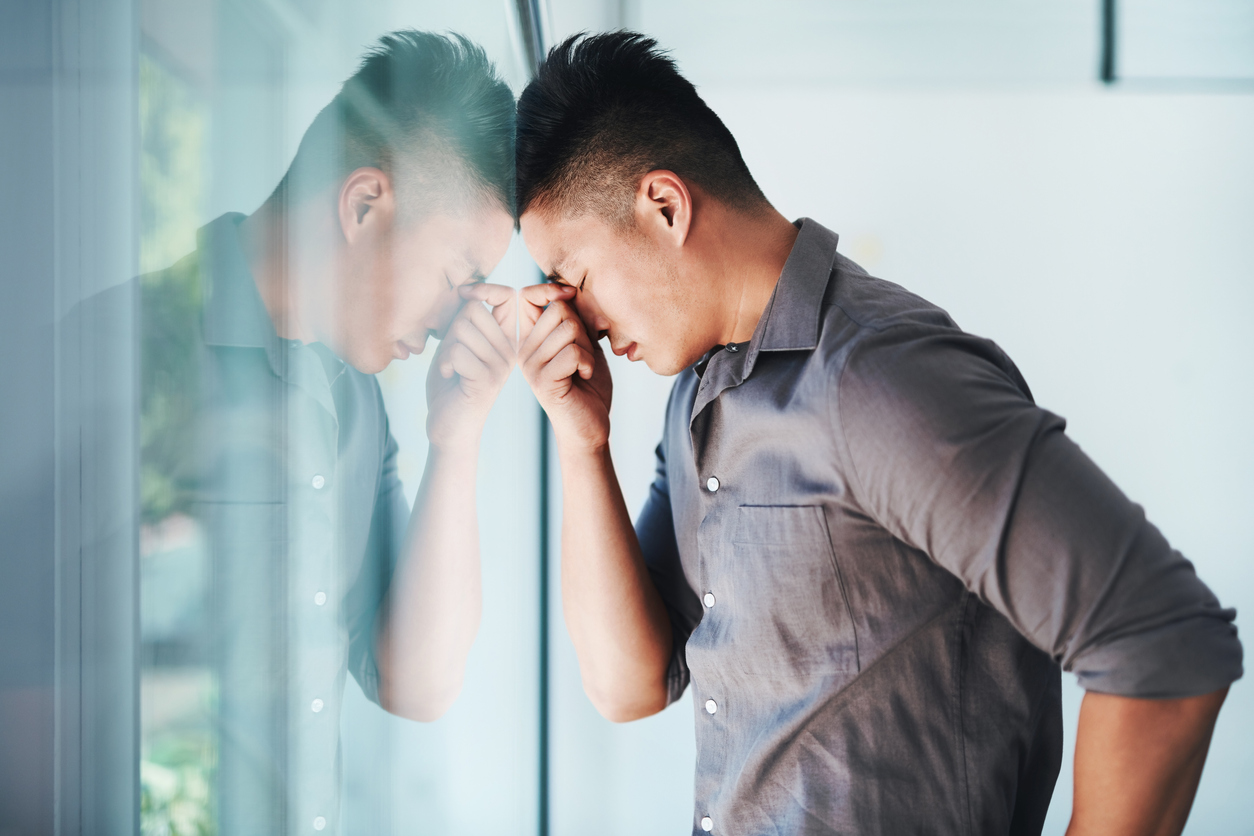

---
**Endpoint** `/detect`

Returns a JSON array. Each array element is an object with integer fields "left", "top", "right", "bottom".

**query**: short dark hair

[
  {"left": 277, "top": 30, "right": 515, "bottom": 217},
  {"left": 516, "top": 31, "right": 767, "bottom": 225}
]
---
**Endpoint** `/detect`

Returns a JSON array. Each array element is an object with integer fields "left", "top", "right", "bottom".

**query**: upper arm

[
  {"left": 837, "top": 324, "right": 1242, "bottom": 698},
  {"left": 634, "top": 392, "right": 702, "bottom": 706},
  {"left": 347, "top": 405, "right": 411, "bottom": 706}
]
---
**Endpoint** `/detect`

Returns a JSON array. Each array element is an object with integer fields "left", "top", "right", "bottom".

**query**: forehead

[
  {"left": 401, "top": 201, "right": 513, "bottom": 269},
  {"left": 520, "top": 209, "right": 619, "bottom": 275}
]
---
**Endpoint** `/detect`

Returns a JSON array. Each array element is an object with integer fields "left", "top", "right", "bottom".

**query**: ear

[
  {"left": 635, "top": 170, "right": 692, "bottom": 248},
  {"left": 337, "top": 167, "right": 395, "bottom": 246}
]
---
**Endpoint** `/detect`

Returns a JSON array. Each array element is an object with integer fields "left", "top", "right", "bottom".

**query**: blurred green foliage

[
  {"left": 141, "top": 733, "right": 216, "bottom": 836},
  {"left": 140, "top": 52, "right": 206, "bottom": 276},
  {"left": 138, "top": 52, "right": 206, "bottom": 525},
  {"left": 139, "top": 49, "right": 216, "bottom": 836}
]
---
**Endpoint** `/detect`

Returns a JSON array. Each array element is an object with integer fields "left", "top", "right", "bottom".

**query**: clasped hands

[{"left": 424, "top": 282, "right": 611, "bottom": 452}]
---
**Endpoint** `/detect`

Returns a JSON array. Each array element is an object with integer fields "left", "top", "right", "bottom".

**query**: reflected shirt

[
  {"left": 635, "top": 218, "right": 1243, "bottom": 836},
  {"left": 142, "top": 213, "right": 409, "bottom": 835}
]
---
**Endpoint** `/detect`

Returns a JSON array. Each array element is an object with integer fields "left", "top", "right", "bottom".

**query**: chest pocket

[{"left": 729, "top": 505, "right": 859, "bottom": 677}]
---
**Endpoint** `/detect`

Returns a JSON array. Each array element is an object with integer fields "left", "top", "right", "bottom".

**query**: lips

[
  {"left": 609, "top": 340, "right": 640, "bottom": 361},
  {"left": 395, "top": 338, "right": 424, "bottom": 360}
]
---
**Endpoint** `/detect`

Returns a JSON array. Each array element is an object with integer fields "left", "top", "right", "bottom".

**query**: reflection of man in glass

[
  {"left": 140, "top": 32, "right": 515, "bottom": 833},
  {"left": 514, "top": 33, "right": 1242, "bottom": 836}
]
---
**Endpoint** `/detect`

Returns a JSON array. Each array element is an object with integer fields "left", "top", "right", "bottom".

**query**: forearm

[
  {"left": 375, "top": 442, "right": 483, "bottom": 721},
  {"left": 558, "top": 443, "right": 672, "bottom": 722},
  {"left": 1067, "top": 687, "right": 1227, "bottom": 836}
]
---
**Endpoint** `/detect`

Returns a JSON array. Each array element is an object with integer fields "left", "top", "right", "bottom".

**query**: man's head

[
  {"left": 277, "top": 31, "right": 516, "bottom": 373},
  {"left": 516, "top": 32, "right": 770, "bottom": 375}
]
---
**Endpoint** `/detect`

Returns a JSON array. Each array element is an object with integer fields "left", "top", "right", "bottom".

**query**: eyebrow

[
  {"left": 456, "top": 253, "right": 489, "bottom": 285},
  {"left": 546, "top": 251, "right": 572, "bottom": 284}
]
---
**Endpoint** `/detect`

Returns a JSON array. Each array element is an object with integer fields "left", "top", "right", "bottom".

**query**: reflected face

[
  {"left": 519, "top": 209, "right": 710, "bottom": 376},
  {"left": 332, "top": 201, "right": 515, "bottom": 374}
]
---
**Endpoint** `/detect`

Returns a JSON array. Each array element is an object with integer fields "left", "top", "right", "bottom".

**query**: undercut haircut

[
  {"left": 275, "top": 30, "right": 515, "bottom": 219},
  {"left": 516, "top": 31, "right": 767, "bottom": 226}
]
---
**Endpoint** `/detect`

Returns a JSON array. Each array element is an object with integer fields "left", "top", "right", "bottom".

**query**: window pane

[{"left": 90, "top": 2, "right": 540, "bottom": 833}]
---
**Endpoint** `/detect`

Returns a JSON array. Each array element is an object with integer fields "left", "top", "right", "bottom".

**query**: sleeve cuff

[{"left": 1070, "top": 610, "right": 1243, "bottom": 699}]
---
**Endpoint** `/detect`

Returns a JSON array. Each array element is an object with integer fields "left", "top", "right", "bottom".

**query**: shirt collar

[
  {"left": 197, "top": 212, "right": 332, "bottom": 388},
  {"left": 200, "top": 212, "right": 279, "bottom": 353},
  {"left": 738, "top": 218, "right": 840, "bottom": 377}
]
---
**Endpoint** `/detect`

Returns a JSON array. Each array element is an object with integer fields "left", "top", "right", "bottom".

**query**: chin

[
  {"left": 653, "top": 343, "right": 717, "bottom": 377},
  {"left": 645, "top": 354, "right": 688, "bottom": 377},
  {"left": 346, "top": 347, "right": 392, "bottom": 375}
]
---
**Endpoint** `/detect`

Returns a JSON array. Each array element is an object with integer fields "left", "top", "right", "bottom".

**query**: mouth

[
  {"left": 614, "top": 342, "right": 639, "bottom": 362},
  {"left": 395, "top": 338, "right": 424, "bottom": 360}
]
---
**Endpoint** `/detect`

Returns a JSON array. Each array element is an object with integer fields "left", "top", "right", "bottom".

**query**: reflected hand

[
  {"left": 518, "top": 283, "right": 612, "bottom": 453},
  {"left": 425, "top": 282, "right": 517, "bottom": 450}
]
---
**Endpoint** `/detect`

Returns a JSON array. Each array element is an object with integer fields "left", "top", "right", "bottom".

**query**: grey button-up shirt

[
  {"left": 139, "top": 214, "right": 409, "bottom": 834},
  {"left": 636, "top": 218, "right": 1243, "bottom": 835}
]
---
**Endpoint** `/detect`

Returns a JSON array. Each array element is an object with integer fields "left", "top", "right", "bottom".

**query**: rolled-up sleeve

[
  {"left": 837, "top": 323, "right": 1242, "bottom": 698},
  {"left": 636, "top": 427, "right": 703, "bottom": 706}
]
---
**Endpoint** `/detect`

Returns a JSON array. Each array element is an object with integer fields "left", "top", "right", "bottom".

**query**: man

[
  {"left": 514, "top": 32, "right": 1242, "bottom": 836},
  {"left": 132, "top": 31, "right": 516, "bottom": 832}
]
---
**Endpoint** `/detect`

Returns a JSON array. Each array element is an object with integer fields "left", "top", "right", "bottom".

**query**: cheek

[{"left": 345, "top": 251, "right": 396, "bottom": 317}]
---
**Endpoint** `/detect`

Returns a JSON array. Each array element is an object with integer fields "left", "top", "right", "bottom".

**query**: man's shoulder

[
  {"left": 139, "top": 250, "right": 204, "bottom": 320},
  {"left": 67, "top": 277, "right": 140, "bottom": 326},
  {"left": 820, "top": 254, "right": 958, "bottom": 341}
]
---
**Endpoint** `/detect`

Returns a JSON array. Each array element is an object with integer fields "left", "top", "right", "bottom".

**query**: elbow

[
  {"left": 583, "top": 676, "right": 668, "bottom": 723},
  {"left": 377, "top": 669, "right": 466, "bottom": 723}
]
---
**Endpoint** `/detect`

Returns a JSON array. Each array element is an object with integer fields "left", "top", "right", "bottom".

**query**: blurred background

[{"left": 2, "top": 0, "right": 1251, "bottom": 834}]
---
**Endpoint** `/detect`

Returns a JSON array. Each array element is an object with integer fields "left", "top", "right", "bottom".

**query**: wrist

[
  {"left": 555, "top": 437, "right": 612, "bottom": 467},
  {"left": 546, "top": 414, "right": 611, "bottom": 459},
  {"left": 426, "top": 432, "right": 483, "bottom": 458}
]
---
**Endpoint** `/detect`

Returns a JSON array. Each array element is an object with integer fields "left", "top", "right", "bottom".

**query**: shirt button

[
  {"left": 313, "top": 816, "right": 326, "bottom": 831},
  {"left": 311, "top": 698, "right": 324, "bottom": 713},
  {"left": 703, "top": 592, "right": 716, "bottom": 608},
  {"left": 705, "top": 699, "right": 718, "bottom": 715},
  {"left": 313, "top": 591, "right": 327, "bottom": 607},
  {"left": 726, "top": 343, "right": 739, "bottom": 353},
  {"left": 706, "top": 476, "right": 720, "bottom": 492},
  {"left": 701, "top": 816, "right": 714, "bottom": 831},
  {"left": 311, "top": 474, "right": 326, "bottom": 490}
]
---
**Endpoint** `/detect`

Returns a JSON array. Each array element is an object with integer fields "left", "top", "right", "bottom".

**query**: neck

[
  {"left": 695, "top": 200, "right": 799, "bottom": 346},
  {"left": 238, "top": 194, "right": 320, "bottom": 343}
]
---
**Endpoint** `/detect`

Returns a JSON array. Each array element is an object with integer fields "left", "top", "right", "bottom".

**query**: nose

[
  {"left": 588, "top": 314, "right": 611, "bottom": 342},
  {"left": 569, "top": 297, "right": 610, "bottom": 341}
]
